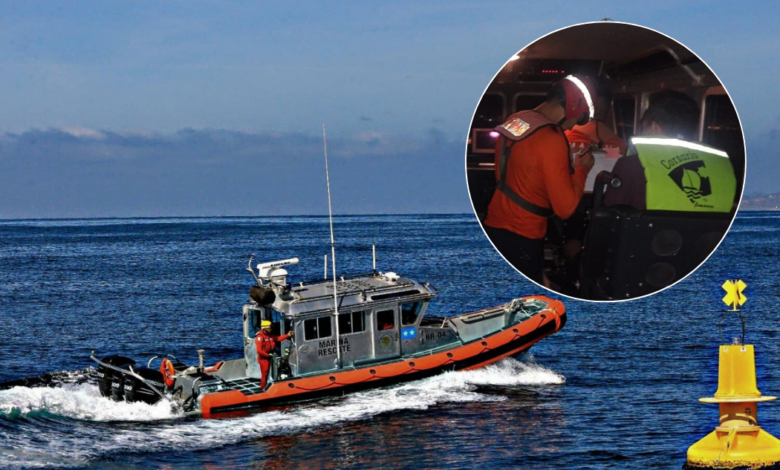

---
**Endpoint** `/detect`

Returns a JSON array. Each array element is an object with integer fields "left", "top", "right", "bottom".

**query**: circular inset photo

[{"left": 466, "top": 21, "right": 745, "bottom": 301}]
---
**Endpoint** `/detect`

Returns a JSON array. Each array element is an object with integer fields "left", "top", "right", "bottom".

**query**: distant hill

[{"left": 741, "top": 193, "right": 780, "bottom": 210}]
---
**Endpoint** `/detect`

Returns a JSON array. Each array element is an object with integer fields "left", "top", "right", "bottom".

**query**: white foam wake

[
  {"left": 460, "top": 356, "right": 565, "bottom": 386},
  {"left": 0, "top": 357, "right": 564, "bottom": 468},
  {"left": 0, "top": 383, "right": 179, "bottom": 421}
]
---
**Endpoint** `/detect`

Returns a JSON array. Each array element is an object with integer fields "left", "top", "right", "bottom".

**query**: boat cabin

[{"left": 242, "top": 258, "right": 454, "bottom": 381}]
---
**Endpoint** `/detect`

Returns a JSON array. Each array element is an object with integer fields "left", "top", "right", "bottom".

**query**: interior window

[
  {"left": 514, "top": 94, "right": 546, "bottom": 113},
  {"left": 400, "top": 302, "right": 422, "bottom": 326},
  {"left": 472, "top": 94, "right": 504, "bottom": 128},
  {"left": 613, "top": 97, "right": 636, "bottom": 140},
  {"left": 377, "top": 309, "right": 395, "bottom": 331},
  {"left": 702, "top": 94, "right": 744, "bottom": 198},
  {"left": 702, "top": 94, "right": 743, "bottom": 158}
]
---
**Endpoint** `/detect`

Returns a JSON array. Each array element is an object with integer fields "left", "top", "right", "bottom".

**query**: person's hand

[
  {"left": 573, "top": 150, "right": 595, "bottom": 172},
  {"left": 288, "top": 330, "right": 295, "bottom": 337}
]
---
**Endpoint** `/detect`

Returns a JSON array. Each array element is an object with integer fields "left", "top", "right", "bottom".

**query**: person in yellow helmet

[{"left": 254, "top": 319, "right": 294, "bottom": 389}]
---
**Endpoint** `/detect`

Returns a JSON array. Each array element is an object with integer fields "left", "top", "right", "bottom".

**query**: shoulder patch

[{"left": 501, "top": 117, "right": 530, "bottom": 137}]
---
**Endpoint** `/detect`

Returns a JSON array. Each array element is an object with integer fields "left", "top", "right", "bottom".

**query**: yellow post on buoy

[{"left": 687, "top": 281, "right": 780, "bottom": 469}]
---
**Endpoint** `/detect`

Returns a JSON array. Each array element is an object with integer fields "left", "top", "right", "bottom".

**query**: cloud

[
  {"left": 0, "top": 127, "right": 472, "bottom": 218},
  {"left": 59, "top": 126, "right": 106, "bottom": 139}
]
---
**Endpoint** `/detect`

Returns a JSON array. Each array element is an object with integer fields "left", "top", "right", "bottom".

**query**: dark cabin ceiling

[{"left": 515, "top": 22, "right": 698, "bottom": 64}]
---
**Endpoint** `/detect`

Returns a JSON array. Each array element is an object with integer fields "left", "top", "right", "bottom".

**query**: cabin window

[
  {"left": 613, "top": 96, "right": 636, "bottom": 140},
  {"left": 514, "top": 94, "right": 546, "bottom": 113},
  {"left": 251, "top": 308, "right": 263, "bottom": 330},
  {"left": 702, "top": 94, "right": 742, "bottom": 160},
  {"left": 400, "top": 302, "right": 423, "bottom": 326},
  {"left": 252, "top": 309, "right": 287, "bottom": 335},
  {"left": 376, "top": 309, "right": 395, "bottom": 331},
  {"left": 251, "top": 308, "right": 278, "bottom": 333},
  {"left": 304, "top": 316, "right": 333, "bottom": 341},
  {"left": 270, "top": 310, "right": 284, "bottom": 335},
  {"left": 472, "top": 94, "right": 504, "bottom": 128},
  {"left": 338, "top": 311, "right": 366, "bottom": 335}
]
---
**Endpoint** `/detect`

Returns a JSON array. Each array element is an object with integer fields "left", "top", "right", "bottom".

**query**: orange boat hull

[{"left": 200, "top": 296, "right": 566, "bottom": 418}]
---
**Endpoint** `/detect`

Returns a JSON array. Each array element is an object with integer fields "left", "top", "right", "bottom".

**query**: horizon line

[{"left": 0, "top": 212, "right": 475, "bottom": 223}]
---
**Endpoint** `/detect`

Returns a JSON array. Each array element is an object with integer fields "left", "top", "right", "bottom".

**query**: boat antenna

[{"left": 322, "top": 124, "right": 342, "bottom": 368}]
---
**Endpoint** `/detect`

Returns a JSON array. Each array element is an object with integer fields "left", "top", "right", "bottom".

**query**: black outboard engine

[
  {"left": 125, "top": 367, "right": 166, "bottom": 404},
  {"left": 96, "top": 355, "right": 135, "bottom": 401}
]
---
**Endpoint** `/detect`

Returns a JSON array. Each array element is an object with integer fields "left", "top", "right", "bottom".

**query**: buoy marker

[
  {"left": 722, "top": 280, "right": 747, "bottom": 312},
  {"left": 686, "top": 281, "right": 780, "bottom": 470}
]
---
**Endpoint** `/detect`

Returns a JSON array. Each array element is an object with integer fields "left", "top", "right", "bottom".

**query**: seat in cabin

[{"left": 579, "top": 206, "right": 731, "bottom": 300}]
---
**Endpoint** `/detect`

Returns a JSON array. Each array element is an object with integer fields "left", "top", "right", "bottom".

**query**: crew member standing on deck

[
  {"left": 483, "top": 75, "right": 597, "bottom": 283},
  {"left": 255, "top": 320, "right": 294, "bottom": 389}
]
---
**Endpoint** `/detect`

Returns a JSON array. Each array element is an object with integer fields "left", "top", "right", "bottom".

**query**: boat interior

[{"left": 466, "top": 22, "right": 744, "bottom": 300}]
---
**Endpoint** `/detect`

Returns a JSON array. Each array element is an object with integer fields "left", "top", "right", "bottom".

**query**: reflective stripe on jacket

[{"left": 632, "top": 137, "right": 736, "bottom": 213}]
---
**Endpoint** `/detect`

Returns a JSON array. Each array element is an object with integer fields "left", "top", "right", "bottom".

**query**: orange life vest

[
  {"left": 493, "top": 110, "right": 571, "bottom": 217},
  {"left": 255, "top": 331, "right": 276, "bottom": 356}
]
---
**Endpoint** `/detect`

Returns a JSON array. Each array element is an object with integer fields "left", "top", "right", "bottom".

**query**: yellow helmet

[{"left": 260, "top": 320, "right": 272, "bottom": 329}]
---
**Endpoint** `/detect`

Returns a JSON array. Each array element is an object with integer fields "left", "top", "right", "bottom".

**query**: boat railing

[
  {"left": 290, "top": 279, "right": 424, "bottom": 304},
  {"left": 293, "top": 271, "right": 378, "bottom": 287}
]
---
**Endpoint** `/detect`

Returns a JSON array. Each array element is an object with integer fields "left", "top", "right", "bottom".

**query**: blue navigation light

[{"left": 401, "top": 327, "right": 417, "bottom": 339}]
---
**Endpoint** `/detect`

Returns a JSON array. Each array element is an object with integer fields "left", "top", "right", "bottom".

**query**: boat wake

[
  {"left": 0, "top": 357, "right": 563, "bottom": 468},
  {"left": 0, "top": 381, "right": 179, "bottom": 422}
]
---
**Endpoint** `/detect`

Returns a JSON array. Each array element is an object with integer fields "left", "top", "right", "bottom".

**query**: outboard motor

[
  {"left": 125, "top": 367, "right": 166, "bottom": 404},
  {"left": 96, "top": 355, "right": 135, "bottom": 401}
]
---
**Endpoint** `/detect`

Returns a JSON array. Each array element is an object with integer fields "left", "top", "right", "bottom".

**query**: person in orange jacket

[
  {"left": 483, "top": 75, "right": 597, "bottom": 284},
  {"left": 255, "top": 320, "right": 294, "bottom": 389}
]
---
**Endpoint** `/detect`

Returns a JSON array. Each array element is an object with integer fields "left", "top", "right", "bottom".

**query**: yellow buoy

[{"left": 686, "top": 344, "right": 780, "bottom": 469}]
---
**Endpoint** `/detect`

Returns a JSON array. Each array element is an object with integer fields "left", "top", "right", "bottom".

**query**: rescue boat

[{"left": 93, "top": 256, "right": 566, "bottom": 418}]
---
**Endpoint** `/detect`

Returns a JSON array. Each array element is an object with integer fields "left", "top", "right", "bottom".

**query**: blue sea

[{"left": 0, "top": 212, "right": 778, "bottom": 469}]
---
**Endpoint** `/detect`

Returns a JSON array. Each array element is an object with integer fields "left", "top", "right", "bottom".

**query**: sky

[{"left": 1, "top": 1, "right": 779, "bottom": 218}]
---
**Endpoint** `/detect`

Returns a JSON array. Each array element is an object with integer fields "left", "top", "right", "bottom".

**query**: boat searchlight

[{"left": 257, "top": 258, "right": 299, "bottom": 286}]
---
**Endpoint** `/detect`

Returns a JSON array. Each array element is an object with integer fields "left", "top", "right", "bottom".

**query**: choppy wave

[
  {"left": 0, "top": 357, "right": 562, "bottom": 469},
  {"left": 0, "top": 384, "right": 179, "bottom": 422}
]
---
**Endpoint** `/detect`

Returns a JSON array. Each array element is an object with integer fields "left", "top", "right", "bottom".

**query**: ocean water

[{"left": 0, "top": 212, "right": 778, "bottom": 469}]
